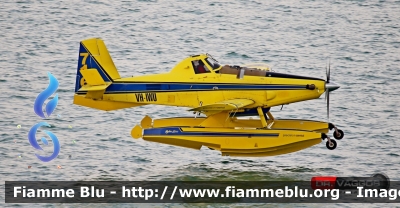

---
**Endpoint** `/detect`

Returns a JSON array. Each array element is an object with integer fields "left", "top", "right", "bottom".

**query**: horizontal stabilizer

[
  {"left": 78, "top": 83, "right": 111, "bottom": 92},
  {"left": 189, "top": 99, "right": 254, "bottom": 111},
  {"left": 78, "top": 68, "right": 111, "bottom": 99}
]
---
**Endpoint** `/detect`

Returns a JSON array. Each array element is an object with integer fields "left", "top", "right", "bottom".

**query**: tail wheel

[
  {"left": 326, "top": 139, "right": 337, "bottom": 150},
  {"left": 333, "top": 129, "right": 344, "bottom": 140}
]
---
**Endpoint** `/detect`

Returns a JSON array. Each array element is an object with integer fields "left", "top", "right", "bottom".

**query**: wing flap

[{"left": 189, "top": 99, "right": 254, "bottom": 111}]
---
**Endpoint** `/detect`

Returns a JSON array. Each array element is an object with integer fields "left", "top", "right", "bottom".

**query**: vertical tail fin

[
  {"left": 74, "top": 38, "right": 144, "bottom": 111},
  {"left": 75, "top": 38, "right": 121, "bottom": 93}
]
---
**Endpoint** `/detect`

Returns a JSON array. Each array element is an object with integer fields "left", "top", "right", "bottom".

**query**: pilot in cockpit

[{"left": 193, "top": 60, "right": 208, "bottom": 74}]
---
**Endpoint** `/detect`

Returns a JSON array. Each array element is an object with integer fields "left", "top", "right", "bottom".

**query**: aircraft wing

[{"left": 189, "top": 99, "right": 254, "bottom": 111}]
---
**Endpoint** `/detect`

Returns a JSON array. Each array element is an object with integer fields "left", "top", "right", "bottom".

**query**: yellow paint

[
  {"left": 199, "top": 111, "right": 231, "bottom": 127},
  {"left": 80, "top": 39, "right": 120, "bottom": 80},
  {"left": 78, "top": 83, "right": 111, "bottom": 92},
  {"left": 131, "top": 125, "right": 143, "bottom": 139},
  {"left": 142, "top": 127, "right": 322, "bottom": 157},
  {"left": 189, "top": 99, "right": 254, "bottom": 112},
  {"left": 150, "top": 116, "right": 329, "bottom": 133},
  {"left": 80, "top": 77, "right": 87, "bottom": 87},
  {"left": 222, "top": 139, "right": 321, "bottom": 157},
  {"left": 80, "top": 64, "right": 87, "bottom": 71},
  {"left": 74, "top": 38, "right": 325, "bottom": 111},
  {"left": 257, "top": 107, "right": 268, "bottom": 127},
  {"left": 85, "top": 90, "right": 105, "bottom": 100},
  {"left": 80, "top": 53, "right": 89, "bottom": 65},
  {"left": 140, "top": 115, "right": 152, "bottom": 128},
  {"left": 73, "top": 94, "right": 146, "bottom": 111},
  {"left": 72, "top": 38, "right": 338, "bottom": 157},
  {"left": 80, "top": 68, "right": 106, "bottom": 86},
  {"left": 168, "top": 95, "right": 175, "bottom": 103}
]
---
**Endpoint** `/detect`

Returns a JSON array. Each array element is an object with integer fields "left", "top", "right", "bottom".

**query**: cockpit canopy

[
  {"left": 171, "top": 53, "right": 271, "bottom": 78},
  {"left": 190, "top": 54, "right": 221, "bottom": 74},
  {"left": 205, "top": 57, "right": 221, "bottom": 70}
]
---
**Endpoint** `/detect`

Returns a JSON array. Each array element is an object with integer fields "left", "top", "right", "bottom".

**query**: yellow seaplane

[{"left": 73, "top": 38, "right": 344, "bottom": 157}]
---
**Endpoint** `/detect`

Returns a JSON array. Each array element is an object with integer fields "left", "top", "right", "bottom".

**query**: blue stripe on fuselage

[
  {"left": 104, "top": 83, "right": 305, "bottom": 93},
  {"left": 144, "top": 127, "right": 279, "bottom": 137}
]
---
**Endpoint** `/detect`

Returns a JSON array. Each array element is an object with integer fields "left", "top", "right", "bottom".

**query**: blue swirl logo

[
  {"left": 34, "top": 72, "right": 59, "bottom": 118},
  {"left": 28, "top": 72, "right": 61, "bottom": 162},
  {"left": 28, "top": 122, "right": 60, "bottom": 162}
]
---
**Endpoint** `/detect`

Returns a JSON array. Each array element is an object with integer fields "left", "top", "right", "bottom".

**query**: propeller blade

[
  {"left": 326, "top": 62, "right": 328, "bottom": 83},
  {"left": 325, "top": 59, "right": 331, "bottom": 120},
  {"left": 327, "top": 90, "right": 330, "bottom": 120},
  {"left": 328, "top": 60, "right": 331, "bottom": 83}
]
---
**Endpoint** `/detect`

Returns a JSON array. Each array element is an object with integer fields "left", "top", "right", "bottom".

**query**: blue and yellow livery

[{"left": 74, "top": 38, "right": 344, "bottom": 157}]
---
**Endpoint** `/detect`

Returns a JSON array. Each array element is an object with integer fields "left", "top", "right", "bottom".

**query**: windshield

[{"left": 205, "top": 57, "right": 221, "bottom": 70}]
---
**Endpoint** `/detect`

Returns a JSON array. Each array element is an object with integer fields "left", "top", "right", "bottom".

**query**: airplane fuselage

[
  {"left": 73, "top": 39, "right": 328, "bottom": 112},
  {"left": 73, "top": 38, "right": 345, "bottom": 157},
  {"left": 76, "top": 72, "right": 326, "bottom": 110}
]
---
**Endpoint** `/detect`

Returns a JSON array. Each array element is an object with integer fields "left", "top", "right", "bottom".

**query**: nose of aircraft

[{"left": 326, "top": 81, "right": 340, "bottom": 92}]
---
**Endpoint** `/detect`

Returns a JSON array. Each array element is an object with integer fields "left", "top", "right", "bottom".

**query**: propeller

[{"left": 324, "top": 60, "right": 340, "bottom": 120}]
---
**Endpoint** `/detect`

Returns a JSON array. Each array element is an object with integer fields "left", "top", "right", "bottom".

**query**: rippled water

[{"left": 1, "top": 0, "right": 399, "bottom": 207}]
